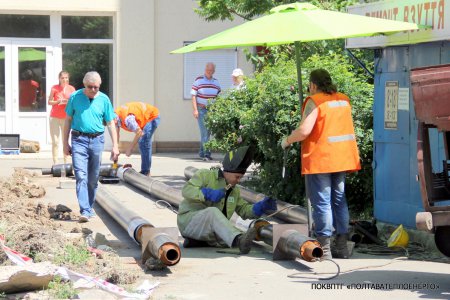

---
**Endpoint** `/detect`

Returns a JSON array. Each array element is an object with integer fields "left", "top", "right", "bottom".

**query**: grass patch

[
  {"left": 54, "top": 244, "right": 91, "bottom": 266},
  {"left": 48, "top": 276, "right": 78, "bottom": 299}
]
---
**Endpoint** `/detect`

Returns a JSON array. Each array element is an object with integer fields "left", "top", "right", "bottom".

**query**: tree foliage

[{"left": 195, "top": 0, "right": 362, "bottom": 21}]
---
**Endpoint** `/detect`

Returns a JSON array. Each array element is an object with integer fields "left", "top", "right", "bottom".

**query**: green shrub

[{"left": 206, "top": 53, "right": 374, "bottom": 213}]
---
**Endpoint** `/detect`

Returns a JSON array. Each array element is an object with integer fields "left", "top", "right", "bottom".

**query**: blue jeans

[
  {"left": 197, "top": 107, "right": 211, "bottom": 158},
  {"left": 305, "top": 172, "right": 349, "bottom": 237},
  {"left": 71, "top": 133, "right": 104, "bottom": 216},
  {"left": 139, "top": 116, "right": 160, "bottom": 175}
]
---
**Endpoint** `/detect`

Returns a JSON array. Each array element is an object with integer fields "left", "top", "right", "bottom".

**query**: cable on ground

[{"left": 155, "top": 200, "right": 178, "bottom": 214}]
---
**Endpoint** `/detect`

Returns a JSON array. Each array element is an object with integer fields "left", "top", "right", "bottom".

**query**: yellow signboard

[{"left": 347, "top": 0, "right": 447, "bottom": 48}]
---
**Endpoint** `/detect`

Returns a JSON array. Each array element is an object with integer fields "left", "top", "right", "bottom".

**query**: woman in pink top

[{"left": 48, "top": 70, "right": 75, "bottom": 165}]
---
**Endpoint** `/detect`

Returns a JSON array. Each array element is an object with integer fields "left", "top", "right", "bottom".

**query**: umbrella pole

[
  {"left": 294, "top": 41, "right": 312, "bottom": 236},
  {"left": 294, "top": 41, "right": 303, "bottom": 104},
  {"left": 294, "top": 41, "right": 313, "bottom": 237}
]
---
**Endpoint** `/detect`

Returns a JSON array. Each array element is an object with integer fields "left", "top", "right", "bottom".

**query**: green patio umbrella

[
  {"left": 0, "top": 48, "right": 45, "bottom": 62},
  {"left": 172, "top": 2, "right": 420, "bottom": 101},
  {"left": 172, "top": 3, "right": 420, "bottom": 235}
]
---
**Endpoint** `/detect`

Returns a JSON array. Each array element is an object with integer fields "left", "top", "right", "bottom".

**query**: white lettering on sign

[
  {"left": 385, "top": 81, "right": 399, "bottom": 130},
  {"left": 347, "top": 0, "right": 449, "bottom": 48},
  {"left": 363, "top": 1, "right": 444, "bottom": 30}
]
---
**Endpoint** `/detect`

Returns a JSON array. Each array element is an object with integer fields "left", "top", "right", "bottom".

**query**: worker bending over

[{"left": 114, "top": 101, "right": 160, "bottom": 176}]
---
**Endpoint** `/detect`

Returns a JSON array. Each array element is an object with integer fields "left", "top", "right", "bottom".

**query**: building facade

[{"left": 0, "top": 0, "right": 253, "bottom": 152}]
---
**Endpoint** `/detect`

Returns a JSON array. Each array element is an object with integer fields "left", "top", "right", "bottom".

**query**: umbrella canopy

[
  {"left": 0, "top": 48, "right": 45, "bottom": 62},
  {"left": 172, "top": 3, "right": 420, "bottom": 236},
  {"left": 172, "top": 3, "right": 419, "bottom": 54},
  {"left": 173, "top": 2, "right": 420, "bottom": 103}
]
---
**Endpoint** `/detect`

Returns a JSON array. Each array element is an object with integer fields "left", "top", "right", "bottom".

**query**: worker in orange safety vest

[
  {"left": 114, "top": 102, "right": 160, "bottom": 176},
  {"left": 281, "top": 69, "right": 361, "bottom": 260}
]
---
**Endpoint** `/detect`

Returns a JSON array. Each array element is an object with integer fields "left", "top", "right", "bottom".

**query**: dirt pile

[{"left": 0, "top": 169, "right": 139, "bottom": 288}]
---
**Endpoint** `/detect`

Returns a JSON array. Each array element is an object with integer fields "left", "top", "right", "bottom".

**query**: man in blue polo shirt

[
  {"left": 191, "top": 62, "right": 221, "bottom": 161},
  {"left": 63, "top": 71, "right": 119, "bottom": 223}
]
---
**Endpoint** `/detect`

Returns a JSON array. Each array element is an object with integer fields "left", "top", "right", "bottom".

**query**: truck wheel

[{"left": 435, "top": 226, "right": 450, "bottom": 257}]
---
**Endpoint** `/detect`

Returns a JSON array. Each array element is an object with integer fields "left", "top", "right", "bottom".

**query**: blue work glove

[
  {"left": 252, "top": 197, "right": 277, "bottom": 216},
  {"left": 201, "top": 187, "right": 225, "bottom": 203}
]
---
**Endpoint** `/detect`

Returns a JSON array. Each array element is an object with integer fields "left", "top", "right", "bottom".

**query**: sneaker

[
  {"left": 202, "top": 157, "right": 208, "bottom": 162},
  {"left": 206, "top": 156, "right": 214, "bottom": 161},
  {"left": 79, "top": 215, "right": 89, "bottom": 223}
]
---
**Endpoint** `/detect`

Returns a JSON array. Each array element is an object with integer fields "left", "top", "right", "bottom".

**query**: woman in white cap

[{"left": 231, "top": 68, "right": 245, "bottom": 90}]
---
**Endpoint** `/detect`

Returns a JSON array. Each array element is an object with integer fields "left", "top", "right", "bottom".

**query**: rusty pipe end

[
  {"left": 158, "top": 242, "right": 181, "bottom": 266},
  {"left": 300, "top": 240, "right": 323, "bottom": 262},
  {"left": 251, "top": 219, "right": 271, "bottom": 241}
]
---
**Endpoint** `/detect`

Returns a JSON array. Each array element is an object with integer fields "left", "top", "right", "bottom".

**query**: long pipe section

[
  {"left": 184, "top": 166, "right": 308, "bottom": 224},
  {"left": 42, "top": 163, "right": 121, "bottom": 177},
  {"left": 116, "top": 166, "right": 320, "bottom": 261},
  {"left": 253, "top": 220, "right": 322, "bottom": 262},
  {"left": 117, "top": 166, "right": 184, "bottom": 208},
  {"left": 95, "top": 186, "right": 181, "bottom": 266}
]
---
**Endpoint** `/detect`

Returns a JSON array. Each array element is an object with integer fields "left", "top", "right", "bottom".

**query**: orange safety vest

[
  {"left": 115, "top": 102, "right": 159, "bottom": 131},
  {"left": 301, "top": 92, "right": 361, "bottom": 175}
]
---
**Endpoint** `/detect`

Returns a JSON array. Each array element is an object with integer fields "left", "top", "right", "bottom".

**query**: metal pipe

[
  {"left": 42, "top": 163, "right": 122, "bottom": 177},
  {"left": 252, "top": 220, "right": 322, "bottom": 262},
  {"left": 279, "top": 229, "right": 322, "bottom": 262},
  {"left": 184, "top": 166, "right": 308, "bottom": 224},
  {"left": 117, "top": 166, "right": 184, "bottom": 208},
  {"left": 96, "top": 186, "right": 181, "bottom": 266},
  {"left": 117, "top": 166, "right": 320, "bottom": 262}
]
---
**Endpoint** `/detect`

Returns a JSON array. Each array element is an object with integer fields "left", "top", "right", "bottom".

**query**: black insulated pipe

[
  {"left": 42, "top": 163, "right": 121, "bottom": 177},
  {"left": 96, "top": 186, "right": 181, "bottom": 266},
  {"left": 117, "top": 166, "right": 184, "bottom": 208}
]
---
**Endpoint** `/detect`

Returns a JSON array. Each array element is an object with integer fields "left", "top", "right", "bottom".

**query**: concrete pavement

[{"left": 0, "top": 151, "right": 449, "bottom": 300}]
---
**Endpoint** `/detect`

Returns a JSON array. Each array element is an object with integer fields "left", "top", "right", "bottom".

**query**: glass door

[
  {"left": 17, "top": 46, "right": 47, "bottom": 113},
  {"left": 10, "top": 43, "right": 53, "bottom": 147},
  {"left": 0, "top": 44, "right": 7, "bottom": 133}
]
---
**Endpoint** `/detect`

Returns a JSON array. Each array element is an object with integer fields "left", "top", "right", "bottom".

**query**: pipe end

[
  {"left": 158, "top": 242, "right": 181, "bottom": 266},
  {"left": 301, "top": 240, "right": 323, "bottom": 262}
]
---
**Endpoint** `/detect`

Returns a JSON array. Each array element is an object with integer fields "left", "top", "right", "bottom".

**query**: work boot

[
  {"left": 182, "top": 237, "right": 209, "bottom": 248},
  {"left": 236, "top": 227, "right": 257, "bottom": 254},
  {"left": 316, "top": 236, "right": 332, "bottom": 260},
  {"left": 332, "top": 234, "right": 350, "bottom": 259}
]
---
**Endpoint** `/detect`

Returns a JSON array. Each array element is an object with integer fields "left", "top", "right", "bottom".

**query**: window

[
  {"left": 62, "top": 16, "right": 114, "bottom": 100},
  {"left": 62, "top": 44, "right": 113, "bottom": 100},
  {"left": 183, "top": 43, "right": 237, "bottom": 99},
  {"left": 0, "top": 15, "right": 50, "bottom": 38},
  {"left": 62, "top": 16, "right": 113, "bottom": 39}
]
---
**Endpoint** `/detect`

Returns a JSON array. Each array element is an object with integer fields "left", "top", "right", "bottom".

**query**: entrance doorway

[{"left": 0, "top": 43, "right": 53, "bottom": 148}]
